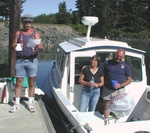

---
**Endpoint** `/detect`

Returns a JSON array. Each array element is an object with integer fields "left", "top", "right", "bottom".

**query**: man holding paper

[{"left": 10, "top": 14, "right": 44, "bottom": 113}]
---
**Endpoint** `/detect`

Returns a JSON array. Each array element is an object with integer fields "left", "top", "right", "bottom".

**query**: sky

[{"left": 22, "top": 0, "right": 77, "bottom": 17}]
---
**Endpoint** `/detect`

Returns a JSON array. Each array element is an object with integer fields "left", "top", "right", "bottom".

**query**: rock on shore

[
  {"left": 0, "top": 23, "right": 80, "bottom": 59},
  {"left": 33, "top": 24, "right": 80, "bottom": 49}
]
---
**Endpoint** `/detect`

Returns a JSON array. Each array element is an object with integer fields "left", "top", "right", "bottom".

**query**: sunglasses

[{"left": 24, "top": 21, "right": 32, "bottom": 24}]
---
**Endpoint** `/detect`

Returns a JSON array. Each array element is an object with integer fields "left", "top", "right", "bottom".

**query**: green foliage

[
  {"left": 71, "top": 11, "right": 80, "bottom": 24},
  {"left": 0, "top": 0, "right": 150, "bottom": 38},
  {"left": 70, "top": 24, "right": 87, "bottom": 35},
  {"left": 121, "top": 31, "right": 150, "bottom": 39},
  {"left": 0, "top": 0, "right": 10, "bottom": 17},
  {"left": 76, "top": 0, "right": 150, "bottom": 38},
  {"left": 34, "top": 14, "right": 57, "bottom": 24},
  {"left": 0, "top": 0, "right": 25, "bottom": 17},
  {"left": 56, "top": 1, "right": 71, "bottom": 24}
]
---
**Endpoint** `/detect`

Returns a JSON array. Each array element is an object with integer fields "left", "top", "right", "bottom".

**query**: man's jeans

[
  {"left": 79, "top": 86, "right": 100, "bottom": 112},
  {"left": 15, "top": 58, "right": 38, "bottom": 77}
]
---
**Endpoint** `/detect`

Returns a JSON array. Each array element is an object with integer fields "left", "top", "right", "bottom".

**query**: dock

[{"left": 0, "top": 96, "right": 56, "bottom": 133}]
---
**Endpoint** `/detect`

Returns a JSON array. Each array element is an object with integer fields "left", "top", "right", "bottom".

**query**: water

[{"left": 36, "top": 61, "right": 73, "bottom": 133}]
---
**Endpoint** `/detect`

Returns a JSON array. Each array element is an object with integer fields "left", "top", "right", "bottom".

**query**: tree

[
  {"left": 0, "top": 0, "right": 25, "bottom": 18},
  {"left": 147, "top": 1, "right": 150, "bottom": 27},
  {"left": 56, "top": 1, "right": 71, "bottom": 24},
  {"left": 0, "top": 0, "right": 10, "bottom": 17},
  {"left": 72, "top": 11, "right": 80, "bottom": 24},
  {"left": 75, "top": 0, "right": 150, "bottom": 38},
  {"left": 117, "top": 0, "right": 149, "bottom": 32}
]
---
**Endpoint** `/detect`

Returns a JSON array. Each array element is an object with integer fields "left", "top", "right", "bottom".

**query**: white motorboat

[{"left": 49, "top": 16, "right": 150, "bottom": 133}]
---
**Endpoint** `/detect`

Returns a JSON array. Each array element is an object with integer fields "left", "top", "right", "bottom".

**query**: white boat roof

[{"left": 59, "top": 37, "right": 145, "bottom": 54}]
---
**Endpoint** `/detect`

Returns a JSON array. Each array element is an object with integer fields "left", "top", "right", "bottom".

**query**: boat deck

[{"left": 0, "top": 97, "right": 56, "bottom": 133}]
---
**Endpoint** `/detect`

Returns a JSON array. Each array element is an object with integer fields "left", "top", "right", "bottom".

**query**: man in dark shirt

[{"left": 101, "top": 49, "right": 132, "bottom": 119}]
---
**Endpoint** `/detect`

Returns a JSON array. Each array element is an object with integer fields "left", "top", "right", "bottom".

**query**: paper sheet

[{"left": 27, "top": 38, "right": 41, "bottom": 47}]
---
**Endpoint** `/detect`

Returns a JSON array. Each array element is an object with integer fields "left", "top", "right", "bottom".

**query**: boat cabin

[{"left": 49, "top": 16, "right": 150, "bottom": 132}]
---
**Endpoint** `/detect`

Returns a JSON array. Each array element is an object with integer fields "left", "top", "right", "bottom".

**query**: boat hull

[{"left": 48, "top": 18, "right": 150, "bottom": 132}]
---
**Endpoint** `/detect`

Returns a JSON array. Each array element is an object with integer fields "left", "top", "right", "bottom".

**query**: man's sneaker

[
  {"left": 9, "top": 104, "right": 20, "bottom": 113},
  {"left": 27, "top": 103, "right": 35, "bottom": 112}
]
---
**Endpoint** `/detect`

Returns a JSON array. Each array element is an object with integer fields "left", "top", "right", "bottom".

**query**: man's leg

[
  {"left": 27, "top": 76, "right": 36, "bottom": 112},
  {"left": 103, "top": 100, "right": 111, "bottom": 119},
  {"left": 15, "top": 77, "right": 24, "bottom": 97},
  {"left": 9, "top": 77, "right": 23, "bottom": 113},
  {"left": 28, "top": 76, "right": 35, "bottom": 97},
  {"left": 26, "top": 58, "right": 38, "bottom": 112}
]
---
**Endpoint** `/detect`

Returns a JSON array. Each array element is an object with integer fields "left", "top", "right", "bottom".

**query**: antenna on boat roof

[{"left": 81, "top": 16, "right": 98, "bottom": 38}]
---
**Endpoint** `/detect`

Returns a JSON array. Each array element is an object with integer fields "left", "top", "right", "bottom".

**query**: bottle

[
  {"left": 32, "top": 47, "right": 35, "bottom": 54},
  {"left": 15, "top": 43, "right": 22, "bottom": 51},
  {"left": 90, "top": 77, "right": 95, "bottom": 91}
]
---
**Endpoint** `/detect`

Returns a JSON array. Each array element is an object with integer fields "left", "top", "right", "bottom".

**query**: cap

[{"left": 22, "top": 14, "right": 33, "bottom": 21}]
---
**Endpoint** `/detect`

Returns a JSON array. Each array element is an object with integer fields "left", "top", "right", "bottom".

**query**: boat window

[
  {"left": 56, "top": 49, "right": 63, "bottom": 65},
  {"left": 97, "top": 52, "right": 115, "bottom": 62},
  {"left": 56, "top": 49, "right": 66, "bottom": 71},
  {"left": 75, "top": 57, "right": 91, "bottom": 84},
  {"left": 125, "top": 56, "right": 142, "bottom": 81},
  {"left": 60, "top": 53, "right": 67, "bottom": 71}
]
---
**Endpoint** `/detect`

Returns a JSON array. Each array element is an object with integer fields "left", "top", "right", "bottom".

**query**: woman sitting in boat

[{"left": 79, "top": 55, "right": 104, "bottom": 112}]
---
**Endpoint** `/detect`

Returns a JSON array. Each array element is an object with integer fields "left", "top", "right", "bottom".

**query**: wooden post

[{"left": 9, "top": 0, "right": 21, "bottom": 77}]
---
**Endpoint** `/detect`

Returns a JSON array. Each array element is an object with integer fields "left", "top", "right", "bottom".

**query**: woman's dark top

[{"left": 81, "top": 66, "right": 104, "bottom": 88}]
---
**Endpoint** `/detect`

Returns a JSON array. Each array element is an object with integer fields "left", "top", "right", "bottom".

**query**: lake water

[{"left": 36, "top": 61, "right": 72, "bottom": 133}]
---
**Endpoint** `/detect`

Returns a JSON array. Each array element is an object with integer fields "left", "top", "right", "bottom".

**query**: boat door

[{"left": 69, "top": 51, "right": 96, "bottom": 109}]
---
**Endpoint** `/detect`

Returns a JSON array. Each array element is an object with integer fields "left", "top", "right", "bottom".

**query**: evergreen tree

[
  {"left": 148, "top": 1, "right": 150, "bottom": 28},
  {"left": 72, "top": 11, "right": 80, "bottom": 24},
  {"left": 117, "top": 0, "right": 149, "bottom": 32},
  {"left": 56, "top": 1, "right": 71, "bottom": 24},
  {"left": 76, "top": 0, "right": 150, "bottom": 37},
  {"left": 0, "top": 0, "right": 25, "bottom": 18}
]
